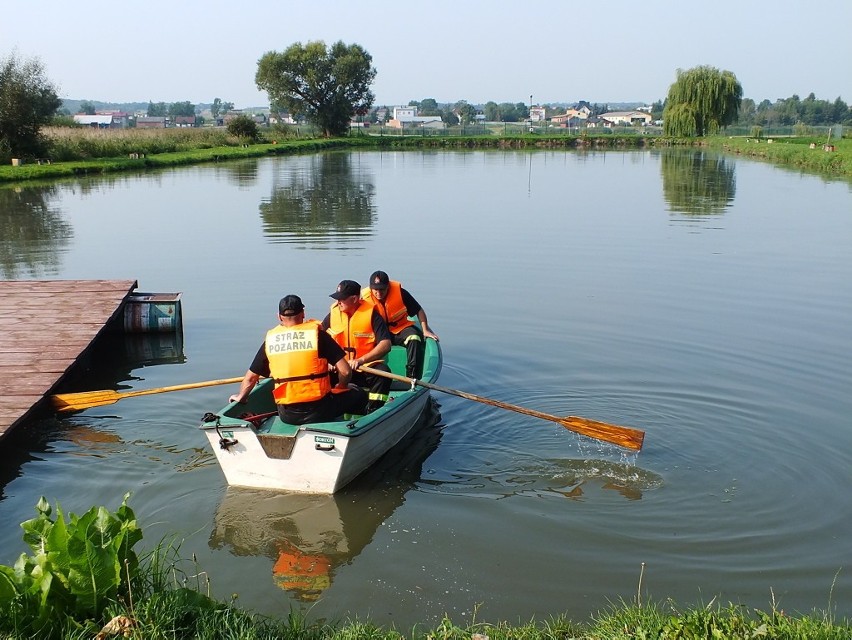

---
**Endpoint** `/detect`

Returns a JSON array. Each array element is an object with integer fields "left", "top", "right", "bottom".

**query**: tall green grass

[{"left": 43, "top": 126, "right": 241, "bottom": 161}]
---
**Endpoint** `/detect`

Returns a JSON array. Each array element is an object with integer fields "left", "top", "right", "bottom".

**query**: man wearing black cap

[
  {"left": 322, "top": 280, "right": 393, "bottom": 413},
  {"left": 361, "top": 270, "right": 439, "bottom": 379},
  {"left": 229, "top": 294, "right": 367, "bottom": 424}
]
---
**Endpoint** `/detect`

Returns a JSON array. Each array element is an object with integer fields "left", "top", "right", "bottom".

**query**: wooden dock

[{"left": 0, "top": 279, "right": 137, "bottom": 441}]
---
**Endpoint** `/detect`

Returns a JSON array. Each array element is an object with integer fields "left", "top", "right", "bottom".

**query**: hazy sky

[{"left": 3, "top": 0, "right": 849, "bottom": 109}]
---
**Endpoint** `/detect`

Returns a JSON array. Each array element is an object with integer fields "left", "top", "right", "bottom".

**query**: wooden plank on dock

[{"left": 0, "top": 279, "right": 137, "bottom": 440}]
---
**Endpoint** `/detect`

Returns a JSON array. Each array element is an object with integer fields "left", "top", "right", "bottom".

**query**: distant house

[
  {"left": 551, "top": 111, "right": 588, "bottom": 125},
  {"left": 598, "top": 110, "right": 652, "bottom": 126},
  {"left": 584, "top": 116, "right": 611, "bottom": 129},
  {"left": 269, "top": 112, "right": 296, "bottom": 125},
  {"left": 136, "top": 116, "right": 167, "bottom": 129},
  {"left": 95, "top": 110, "right": 129, "bottom": 127},
  {"left": 529, "top": 106, "right": 546, "bottom": 122},
  {"left": 222, "top": 111, "right": 244, "bottom": 124},
  {"left": 174, "top": 116, "right": 197, "bottom": 127},
  {"left": 560, "top": 105, "right": 591, "bottom": 120},
  {"left": 386, "top": 105, "right": 445, "bottom": 129},
  {"left": 73, "top": 114, "right": 116, "bottom": 128},
  {"left": 555, "top": 116, "right": 585, "bottom": 129}
]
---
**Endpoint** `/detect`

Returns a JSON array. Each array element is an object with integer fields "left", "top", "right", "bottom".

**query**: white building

[
  {"left": 386, "top": 105, "right": 445, "bottom": 129},
  {"left": 598, "top": 111, "right": 653, "bottom": 126},
  {"left": 73, "top": 114, "right": 116, "bottom": 128}
]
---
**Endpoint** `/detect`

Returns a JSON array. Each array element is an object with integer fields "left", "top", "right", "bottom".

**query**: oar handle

[{"left": 120, "top": 377, "right": 244, "bottom": 399}]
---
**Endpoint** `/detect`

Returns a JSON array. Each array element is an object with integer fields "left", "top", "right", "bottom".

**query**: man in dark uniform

[
  {"left": 229, "top": 294, "right": 367, "bottom": 424},
  {"left": 323, "top": 280, "right": 393, "bottom": 413},
  {"left": 362, "top": 270, "right": 439, "bottom": 378}
]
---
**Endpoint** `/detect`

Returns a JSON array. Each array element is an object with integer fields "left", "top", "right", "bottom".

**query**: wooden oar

[
  {"left": 51, "top": 377, "right": 244, "bottom": 413},
  {"left": 360, "top": 366, "right": 645, "bottom": 451}
]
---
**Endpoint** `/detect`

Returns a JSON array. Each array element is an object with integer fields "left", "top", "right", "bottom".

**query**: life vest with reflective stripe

[
  {"left": 361, "top": 280, "right": 414, "bottom": 334},
  {"left": 327, "top": 301, "right": 376, "bottom": 360},
  {"left": 265, "top": 320, "right": 330, "bottom": 405}
]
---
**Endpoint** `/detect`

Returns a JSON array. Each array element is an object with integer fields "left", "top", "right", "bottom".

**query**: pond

[{"left": 1, "top": 149, "right": 850, "bottom": 626}]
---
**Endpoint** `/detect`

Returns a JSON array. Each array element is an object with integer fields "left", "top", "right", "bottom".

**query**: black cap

[
  {"left": 278, "top": 295, "right": 304, "bottom": 316},
  {"left": 369, "top": 270, "right": 389, "bottom": 290},
  {"left": 329, "top": 280, "right": 361, "bottom": 300}
]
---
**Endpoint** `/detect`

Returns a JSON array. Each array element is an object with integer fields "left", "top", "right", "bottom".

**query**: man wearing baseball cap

[
  {"left": 229, "top": 294, "right": 367, "bottom": 424},
  {"left": 323, "top": 280, "right": 393, "bottom": 413},
  {"left": 361, "top": 270, "right": 439, "bottom": 379}
]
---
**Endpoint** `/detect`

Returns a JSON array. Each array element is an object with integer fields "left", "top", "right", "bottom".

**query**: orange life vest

[
  {"left": 327, "top": 301, "right": 377, "bottom": 360},
  {"left": 361, "top": 280, "right": 414, "bottom": 334},
  {"left": 265, "top": 320, "right": 331, "bottom": 405}
]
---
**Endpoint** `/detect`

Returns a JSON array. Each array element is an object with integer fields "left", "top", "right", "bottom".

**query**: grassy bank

[
  {"left": 4, "top": 586, "right": 850, "bottom": 639},
  {"left": 1, "top": 498, "right": 848, "bottom": 639},
  {"left": 705, "top": 136, "right": 852, "bottom": 177},
  {"left": 36, "top": 604, "right": 852, "bottom": 639},
  {"left": 1, "top": 126, "right": 851, "bottom": 185},
  {"left": 0, "top": 127, "right": 354, "bottom": 183}
]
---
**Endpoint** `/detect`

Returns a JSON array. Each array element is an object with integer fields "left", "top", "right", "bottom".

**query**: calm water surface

[{"left": 1, "top": 149, "right": 850, "bottom": 625}]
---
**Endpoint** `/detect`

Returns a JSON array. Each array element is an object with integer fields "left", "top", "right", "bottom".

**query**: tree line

[
  {"left": 650, "top": 92, "right": 851, "bottom": 129},
  {"left": 73, "top": 98, "right": 237, "bottom": 119},
  {"left": 1, "top": 45, "right": 849, "bottom": 163}
]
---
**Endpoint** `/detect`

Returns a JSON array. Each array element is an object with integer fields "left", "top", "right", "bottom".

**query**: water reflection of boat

[
  {"left": 200, "top": 335, "right": 441, "bottom": 493},
  {"left": 209, "top": 401, "right": 442, "bottom": 601}
]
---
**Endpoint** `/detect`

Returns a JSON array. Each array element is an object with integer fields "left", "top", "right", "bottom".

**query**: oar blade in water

[
  {"left": 50, "top": 376, "right": 244, "bottom": 413},
  {"left": 560, "top": 415, "right": 645, "bottom": 451},
  {"left": 52, "top": 390, "right": 121, "bottom": 412}
]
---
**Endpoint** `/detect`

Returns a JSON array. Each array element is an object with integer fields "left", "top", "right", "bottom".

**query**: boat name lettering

[
  {"left": 221, "top": 431, "right": 234, "bottom": 438},
  {"left": 314, "top": 435, "right": 335, "bottom": 445}
]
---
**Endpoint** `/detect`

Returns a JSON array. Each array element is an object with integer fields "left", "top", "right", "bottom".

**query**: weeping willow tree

[{"left": 663, "top": 66, "right": 743, "bottom": 137}]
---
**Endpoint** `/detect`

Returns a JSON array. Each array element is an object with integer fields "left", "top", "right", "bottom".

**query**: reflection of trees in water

[
  {"left": 0, "top": 185, "right": 72, "bottom": 278},
  {"left": 660, "top": 150, "right": 736, "bottom": 215},
  {"left": 260, "top": 152, "right": 375, "bottom": 246},
  {"left": 215, "top": 158, "right": 260, "bottom": 188}
]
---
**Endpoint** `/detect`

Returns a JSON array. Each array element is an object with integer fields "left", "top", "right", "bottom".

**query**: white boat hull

[{"left": 203, "top": 386, "right": 433, "bottom": 493}]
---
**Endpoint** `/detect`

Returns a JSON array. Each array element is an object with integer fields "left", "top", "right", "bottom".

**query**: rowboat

[{"left": 200, "top": 332, "right": 442, "bottom": 493}]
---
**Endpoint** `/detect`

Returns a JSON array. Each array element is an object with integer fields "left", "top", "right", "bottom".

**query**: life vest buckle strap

[{"left": 273, "top": 372, "right": 330, "bottom": 383}]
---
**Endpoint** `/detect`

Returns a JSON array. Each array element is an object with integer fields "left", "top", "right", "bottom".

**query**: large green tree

[
  {"left": 663, "top": 66, "right": 742, "bottom": 137},
  {"left": 147, "top": 101, "right": 167, "bottom": 117},
  {"left": 168, "top": 101, "right": 196, "bottom": 117},
  {"left": 0, "top": 53, "right": 61, "bottom": 160},
  {"left": 255, "top": 40, "right": 376, "bottom": 137}
]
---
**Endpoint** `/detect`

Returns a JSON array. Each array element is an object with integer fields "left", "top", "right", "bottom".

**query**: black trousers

[
  {"left": 391, "top": 325, "right": 424, "bottom": 378},
  {"left": 351, "top": 362, "right": 392, "bottom": 411},
  {"left": 278, "top": 388, "right": 368, "bottom": 425}
]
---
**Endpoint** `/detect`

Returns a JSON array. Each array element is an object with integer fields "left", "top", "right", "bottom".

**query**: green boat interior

[{"left": 203, "top": 329, "right": 441, "bottom": 440}]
